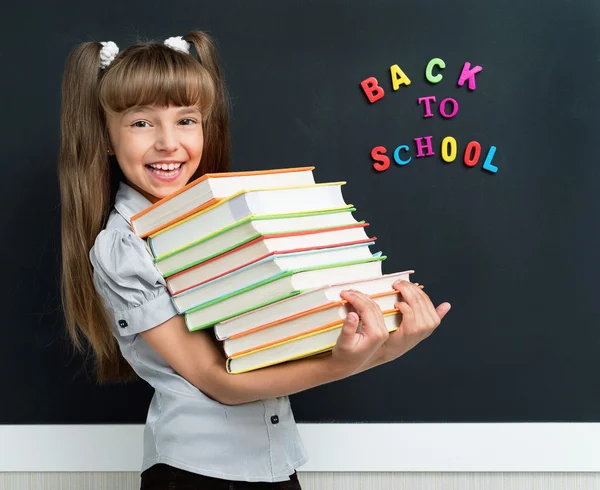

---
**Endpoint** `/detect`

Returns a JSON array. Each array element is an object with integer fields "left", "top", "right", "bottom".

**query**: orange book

[
  {"left": 226, "top": 309, "right": 403, "bottom": 374},
  {"left": 214, "top": 270, "right": 414, "bottom": 340},
  {"left": 131, "top": 167, "right": 315, "bottom": 238},
  {"left": 223, "top": 291, "right": 401, "bottom": 357}
]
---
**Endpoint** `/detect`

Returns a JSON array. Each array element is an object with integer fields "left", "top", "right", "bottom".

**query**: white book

[
  {"left": 164, "top": 224, "right": 372, "bottom": 294},
  {"left": 171, "top": 243, "right": 375, "bottom": 313},
  {"left": 148, "top": 182, "right": 349, "bottom": 258},
  {"left": 223, "top": 290, "right": 403, "bottom": 357},
  {"left": 183, "top": 258, "right": 385, "bottom": 331},
  {"left": 226, "top": 311, "right": 403, "bottom": 374},
  {"left": 214, "top": 270, "right": 414, "bottom": 340},
  {"left": 131, "top": 167, "right": 316, "bottom": 237},
  {"left": 152, "top": 206, "right": 359, "bottom": 267}
]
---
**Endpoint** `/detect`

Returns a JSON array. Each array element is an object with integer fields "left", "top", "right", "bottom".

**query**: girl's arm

[{"left": 141, "top": 290, "right": 390, "bottom": 405}]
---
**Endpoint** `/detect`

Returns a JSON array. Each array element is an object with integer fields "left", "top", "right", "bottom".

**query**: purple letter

[
  {"left": 414, "top": 136, "right": 434, "bottom": 157},
  {"left": 417, "top": 96, "right": 436, "bottom": 118},
  {"left": 439, "top": 97, "right": 459, "bottom": 119},
  {"left": 457, "top": 62, "right": 483, "bottom": 91}
]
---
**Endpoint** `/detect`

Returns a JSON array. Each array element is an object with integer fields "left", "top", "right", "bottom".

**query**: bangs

[{"left": 98, "top": 44, "right": 215, "bottom": 120}]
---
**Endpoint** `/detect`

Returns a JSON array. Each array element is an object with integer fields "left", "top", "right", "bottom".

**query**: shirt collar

[{"left": 114, "top": 181, "right": 153, "bottom": 224}]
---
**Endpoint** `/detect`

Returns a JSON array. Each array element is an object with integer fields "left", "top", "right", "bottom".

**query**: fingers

[
  {"left": 336, "top": 312, "right": 360, "bottom": 350},
  {"left": 340, "top": 289, "right": 389, "bottom": 338},
  {"left": 393, "top": 280, "right": 447, "bottom": 332},
  {"left": 436, "top": 302, "right": 452, "bottom": 320},
  {"left": 393, "top": 281, "right": 433, "bottom": 326}
]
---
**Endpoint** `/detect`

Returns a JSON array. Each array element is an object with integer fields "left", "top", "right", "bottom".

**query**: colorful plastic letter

[
  {"left": 414, "top": 136, "right": 435, "bottom": 157},
  {"left": 457, "top": 62, "right": 483, "bottom": 91},
  {"left": 371, "top": 146, "right": 390, "bottom": 171},
  {"left": 425, "top": 58, "right": 445, "bottom": 84},
  {"left": 439, "top": 97, "right": 459, "bottom": 119},
  {"left": 418, "top": 96, "right": 436, "bottom": 118},
  {"left": 360, "top": 77, "right": 385, "bottom": 103},
  {"left": 390, "top": 64, "right": 412, "bottom": 91},
  {"left": 464, "top": 141, "right": 482, "bottom": 166},
  {"left": 393, "top": 145, "right": 412, "bottom": 165},
  {"left": 482, "top": 146, "right": 498, "bottom": 173},
  {"left": 441, "top": 136, "right": 457, "bottom": 162}
]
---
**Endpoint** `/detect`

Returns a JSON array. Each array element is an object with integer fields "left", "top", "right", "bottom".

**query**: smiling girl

[{"left": 58, "top": 31, "right": 450, "bottom": 489}]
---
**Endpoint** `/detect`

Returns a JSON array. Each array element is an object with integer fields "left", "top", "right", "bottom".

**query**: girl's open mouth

[{"left": 145, "top": 162, "right": 185, "bottom": 181}]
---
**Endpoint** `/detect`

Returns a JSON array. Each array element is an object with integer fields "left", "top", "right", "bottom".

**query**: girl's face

[{"left": 106, "top": 104, "right": 204, "bottom": 202}]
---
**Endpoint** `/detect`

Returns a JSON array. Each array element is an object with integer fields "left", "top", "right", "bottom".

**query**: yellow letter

[
  {"left": 441, "top": 136, "right": 457, "bottom": 162},
  {"left": 390, "top": 64, "right": 412, "bottom": 91}
]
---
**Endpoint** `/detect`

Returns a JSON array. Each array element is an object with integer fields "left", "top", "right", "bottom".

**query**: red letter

[
  {"left": 414, "top": 136, "right": 434, "bottom": 157},
  {"left": 457, "top": 62, "right": 483, "bottom": 91},
  {"left": 371, "top": 146, "right": 390, "bottom": 171},
  {"left": 464, "top": 141, "right": 482, "bottom": 166},
  {"left": 360, "top": 77, "right": 385, "bottom": 103},
  {"left": 417, "top": 96, "right": 436, "bottom": 118}
]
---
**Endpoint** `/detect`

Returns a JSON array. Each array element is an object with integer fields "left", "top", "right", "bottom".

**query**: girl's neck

[{"left": 126, "top": 180, "right": 160, "bottom": 204}]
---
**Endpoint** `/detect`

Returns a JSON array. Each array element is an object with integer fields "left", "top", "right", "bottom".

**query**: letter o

[
  {"left": 464, "top": 141, "right": 482, "bottom": 167},
  {"left": 441, "top": 136, "right": 457, "bottom": 163}
]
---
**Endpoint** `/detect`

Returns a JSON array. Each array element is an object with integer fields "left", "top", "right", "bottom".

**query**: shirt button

[{"left": 270, "top": 415, "right": 279, "bottom": 425}]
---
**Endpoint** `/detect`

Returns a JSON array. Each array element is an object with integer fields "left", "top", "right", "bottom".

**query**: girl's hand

[
  {"left": 382, "top": 280, "right": 451, "bottom": 363},
  {"left": 330, "top": 289, "right": 390, "bottom": 375}
]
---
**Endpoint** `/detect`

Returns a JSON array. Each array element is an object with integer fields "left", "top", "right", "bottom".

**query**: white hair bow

[
  {"left": 98, "top": 36, "right": 190, "bottom": 70},
  {"left": 164, "top": 36, "right": 191, "bottom": 54},
  {"left": 99, "top": 41, "right": 119, "bottom": 70}
]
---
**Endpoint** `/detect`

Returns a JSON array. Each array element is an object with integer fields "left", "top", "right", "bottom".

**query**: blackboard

[{"left": 2, "top": 0, "right": 599, "bottom": 425}]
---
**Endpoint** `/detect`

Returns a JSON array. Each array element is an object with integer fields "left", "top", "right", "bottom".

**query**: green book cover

[
  {"left": 154, "top": 206, "right": 360, "bottom": 277},
  {"left": 185, "top": 290, "right": 303, "bottom": 331},
  {"left": 181, "top": 255, "right": 386, "bottom": 330}
]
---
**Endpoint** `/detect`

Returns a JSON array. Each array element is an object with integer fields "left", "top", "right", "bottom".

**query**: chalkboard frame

[{"left": 1, "top": 425, "right": 599, "bottom": 471}]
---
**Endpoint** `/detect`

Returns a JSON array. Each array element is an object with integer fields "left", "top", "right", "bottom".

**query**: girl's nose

[{"left": 155, "top": 128, "right": 179, "bottom": 152}]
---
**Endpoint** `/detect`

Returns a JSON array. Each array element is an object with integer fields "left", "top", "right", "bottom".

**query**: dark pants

[{"left": 140, "top": 463, "right": 303, "bottom": 490}]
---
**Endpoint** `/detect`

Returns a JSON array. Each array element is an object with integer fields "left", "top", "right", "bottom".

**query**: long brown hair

[{"left": 59, "top": 31, "right": 231, "bottom": 383}]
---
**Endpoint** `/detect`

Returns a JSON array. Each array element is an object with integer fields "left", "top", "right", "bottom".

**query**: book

[
  {"left": 131, "top": 167, "right": 316, "bottom": 238},
  {"left": 214, "top": 270, "right": 414, "bottom": 340},
  {"left": 147, "top": 182, "right": 349, "bottom": 258},
  {"left": 223, "top": 290, "right": 402, "bottom": 357},
  {"left": 184, "top": 257, "right": 386, "bottom": 331},
  {"left": 164, "top": 223, "right": 374, "bottom": 293},
  {"left": 151, "top": 205, "right": 358, "bottom": 264},
  {"left": 171, "top": 243, "right": 376, "bottom": 312},
  {"left": 226, "top": 310, "right": 403, "bottom": 374}
]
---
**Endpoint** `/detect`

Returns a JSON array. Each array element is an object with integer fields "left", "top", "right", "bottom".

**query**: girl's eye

[
  {"left": 180, "top": 118, "right": 197, "bottom": 126},
  {"left": 131, "top": 121, "right": 150, "bottom": 128}
]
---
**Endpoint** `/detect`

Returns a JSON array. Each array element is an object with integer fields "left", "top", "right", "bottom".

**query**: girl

[{"left": 58, "top": 30, "right": 451, "bottom": 489}]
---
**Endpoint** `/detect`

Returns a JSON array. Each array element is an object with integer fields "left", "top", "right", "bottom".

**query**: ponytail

[{"left": 59, "top": 42, "right": 136, "bottom": 382}]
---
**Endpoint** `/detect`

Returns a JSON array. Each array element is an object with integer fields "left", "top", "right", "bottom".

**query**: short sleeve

[{"left": 90, "top": 229, "right": 179, "bottom": 336}]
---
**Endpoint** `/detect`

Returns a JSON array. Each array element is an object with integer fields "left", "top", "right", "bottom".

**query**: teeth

[{"left": 149, "top": 163, "right": 182, "bottom": 170}]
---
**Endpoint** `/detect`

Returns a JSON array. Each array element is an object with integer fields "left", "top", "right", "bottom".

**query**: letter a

[{"left": 390, "top": 64, "right": 412, "bottom": 91}]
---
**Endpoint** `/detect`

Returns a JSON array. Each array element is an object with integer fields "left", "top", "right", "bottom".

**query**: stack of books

[{"left": 131, "top": 167, "right": 414, "bottom": 374}]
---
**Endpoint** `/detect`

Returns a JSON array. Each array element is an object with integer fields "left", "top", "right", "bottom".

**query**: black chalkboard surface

[{"left": 2, "top": 0, "right": 599, "bottom": 424}]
